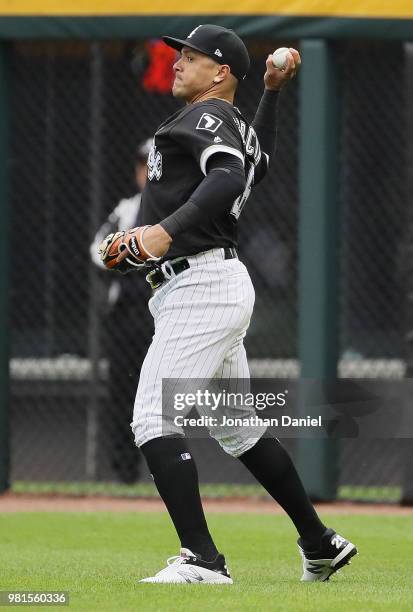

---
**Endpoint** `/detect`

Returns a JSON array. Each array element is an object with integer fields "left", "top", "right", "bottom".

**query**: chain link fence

[
  {"left": 337, "top": 41, "right": 407, "bottom": 500},
  {"left": 7, "top": 39, "right": 410, "bottom": 500}
]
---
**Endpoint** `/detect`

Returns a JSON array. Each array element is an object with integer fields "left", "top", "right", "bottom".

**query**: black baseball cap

[{"left": 163, "top": 24, "right": 250, "bottom": 81}]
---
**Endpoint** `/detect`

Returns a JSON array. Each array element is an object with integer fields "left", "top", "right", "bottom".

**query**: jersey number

[{"left": 230, "top": 162, "right": 255, "bottom": 220}]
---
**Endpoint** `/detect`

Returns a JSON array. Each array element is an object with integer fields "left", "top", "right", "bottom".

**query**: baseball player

[{"left": 98, "top": 25, "right": 357, "bottom": 584}]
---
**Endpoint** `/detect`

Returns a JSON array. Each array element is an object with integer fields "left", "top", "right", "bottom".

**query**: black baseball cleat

[
  {"left": 139, "top": 548, "right": 233, "bottom": 584},
  {"left": 298, "top": 528, "right": 358, "bottom": 582}
]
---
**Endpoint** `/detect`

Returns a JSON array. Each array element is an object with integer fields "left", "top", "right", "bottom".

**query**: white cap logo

[
  {"left": 214, "top": 49, "right": 223, "bottom": 57},
  {"left": 188, "top": 25, "right": 203, "bottom": 38}
]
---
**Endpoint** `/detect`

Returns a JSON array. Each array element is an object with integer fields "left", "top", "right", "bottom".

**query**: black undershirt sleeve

[
  {"left": 252, "top": 89, "right": 280, "bottom": 165},
  {"left": 160, "top": 153, "right": 246, "bottom": 238}
]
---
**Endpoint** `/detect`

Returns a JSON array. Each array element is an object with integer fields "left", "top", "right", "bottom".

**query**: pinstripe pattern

[{"left": 130, "top": 248, "right": 264, "bottom": 454}]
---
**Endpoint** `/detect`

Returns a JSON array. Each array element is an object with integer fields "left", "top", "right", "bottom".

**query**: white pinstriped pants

[{"left": 131, "top": 248, "right": 266, "bottom": 456}]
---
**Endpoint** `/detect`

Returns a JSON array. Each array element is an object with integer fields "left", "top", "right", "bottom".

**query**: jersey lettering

[
  {"left": 245, "top": 127, "right": 261, "bottom": 165},
  {"left": 230, "top": 161, "right": 255, "bottom": 220},
  {"left": 234, "top": 118, "right": 261, "bottom": 165},
  {"left": 233, "top": 117, "right": 247, "bottom": 140},
  {"left": 196, "top": 113, "right": 223, "bottom": 133},
  {"left": 148, "top": 144, "right": 162, "bottom": 181}
]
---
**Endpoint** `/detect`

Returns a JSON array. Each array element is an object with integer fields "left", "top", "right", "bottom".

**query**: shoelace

[
  {"left": 152, "top": 554, "right": 189, "bottom": 578},
  {"left": 166, "top": 555, "right": 189, "bottom": 566}
]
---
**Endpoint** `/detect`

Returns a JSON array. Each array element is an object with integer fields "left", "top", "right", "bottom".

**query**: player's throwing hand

[{"left": 264, "top": 47, "right": 301, "bottom": 91}]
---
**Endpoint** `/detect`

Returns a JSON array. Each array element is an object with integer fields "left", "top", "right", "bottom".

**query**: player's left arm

[
  {"left": 253, "top": 48, "right": 301, "bottom": 184},
  {"left": 136, "top": 153, "right": 245, "bottom": 256},
  {"left": 100, "top": 152, "right": 245, "bottom": 266}
]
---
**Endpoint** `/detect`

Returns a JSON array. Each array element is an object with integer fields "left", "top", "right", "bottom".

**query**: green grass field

[{"left": 0, "top": 512, "right": 412, "bottom": 611}]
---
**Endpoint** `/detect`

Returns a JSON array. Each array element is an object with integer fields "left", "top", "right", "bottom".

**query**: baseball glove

[{"left": 98, "top": 225, "right": 161, "bottom": 273}]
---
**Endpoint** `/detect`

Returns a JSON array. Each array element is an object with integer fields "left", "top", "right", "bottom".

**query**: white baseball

[{"left": 271, "top": 47, "right": 290, "bottom": 70}]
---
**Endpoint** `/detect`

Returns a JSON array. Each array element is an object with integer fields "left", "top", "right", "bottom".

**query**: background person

[{"left": 90, "top": 139, "right": 153, "bottom": 483}]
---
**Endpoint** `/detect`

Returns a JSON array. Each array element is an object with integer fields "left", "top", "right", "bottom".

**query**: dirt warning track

[{"left": 1, "top": 493, "right": 412, "bottom": 515}]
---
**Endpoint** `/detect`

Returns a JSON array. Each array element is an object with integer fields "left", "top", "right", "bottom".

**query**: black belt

[{"left": 146, "top": 247, "right": 238, "bottom": 290}]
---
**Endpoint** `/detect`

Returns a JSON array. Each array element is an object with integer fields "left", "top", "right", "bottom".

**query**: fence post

[
  {"left": 295, "top": 40, "right": 339, "bottom": 500},
  {"left": 0, "top": 44, "right": 10, "bottom": 494},
  {"left": 402, "top": 42, "right": 413, "bottom": 506}
]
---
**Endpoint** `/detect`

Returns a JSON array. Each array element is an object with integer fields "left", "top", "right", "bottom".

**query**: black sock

[
  {"left": 141, "top": 436, "right": 219, "bottom": 561},
  {"left": 239, "top": 437, "right": 326, "bottom": 549}
]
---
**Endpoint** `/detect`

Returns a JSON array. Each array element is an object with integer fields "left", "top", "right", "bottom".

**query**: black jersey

[{"left": 139, "top": 99, "right": 268, "bottom": 260}]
